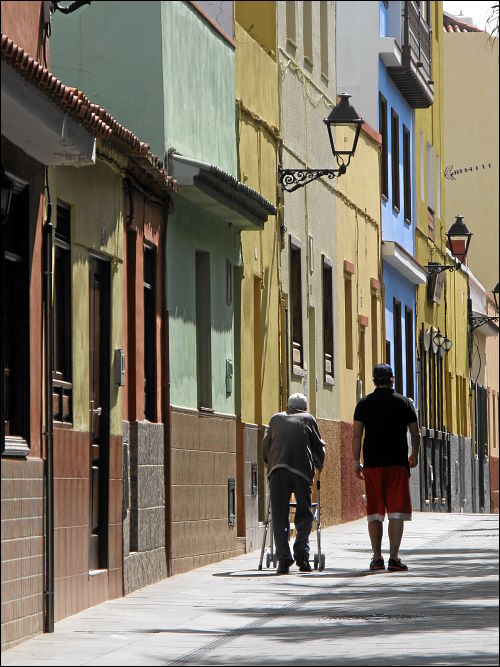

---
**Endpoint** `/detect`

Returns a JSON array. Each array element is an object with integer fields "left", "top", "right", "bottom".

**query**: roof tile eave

[{"left": 1, "top": 32, "right": 174, "bottom": 191}]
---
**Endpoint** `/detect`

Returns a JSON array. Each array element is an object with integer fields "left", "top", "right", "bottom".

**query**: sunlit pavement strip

[{"left": 2, "top": 513, "right": 498, "bottom": 666}]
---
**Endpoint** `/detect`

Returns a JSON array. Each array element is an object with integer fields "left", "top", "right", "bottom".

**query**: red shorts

[{"left": 363, "top": 465, "right": 412, "bottom": 522}]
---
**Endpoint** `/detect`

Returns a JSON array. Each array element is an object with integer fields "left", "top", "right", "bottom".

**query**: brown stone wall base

[
  {"left": 316, "top": 419, "right": 343, "bottom": 527},
  {"left": 170, "top": 408, "right": 244, "bottom": 573},
  {"left": 1, "top": 457, "right": 44, "bottom": 650},
  {"left": 53, "top": 429, "right": 123, "bottom": 623},
  {"left": 340, "top": 421, "right": 365, "bottom": 523}
]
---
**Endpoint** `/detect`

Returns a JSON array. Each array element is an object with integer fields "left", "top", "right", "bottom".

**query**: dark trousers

[{"left": 269, "top": 468, "right": 314, "bottom": 562}]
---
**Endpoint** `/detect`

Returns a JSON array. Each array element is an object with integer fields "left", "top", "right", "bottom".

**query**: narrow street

[{"left": 2, "top": 512, "right": 498, "bottom": 666}]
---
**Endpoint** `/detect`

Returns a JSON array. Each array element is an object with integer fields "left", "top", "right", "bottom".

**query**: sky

[{"left": 443, "top": 1, "right": 498, "bottom": 33}]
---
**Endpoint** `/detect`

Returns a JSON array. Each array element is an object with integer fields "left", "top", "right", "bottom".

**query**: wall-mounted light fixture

[
  {"left": 426, "top": 215, "right": 473, "bottom": 277},
  {"left": 278, "top": 94, "right": 363, "bottom": 193},
  {"left": 432, "top": 329, "right": 452, "bottom": 353}
]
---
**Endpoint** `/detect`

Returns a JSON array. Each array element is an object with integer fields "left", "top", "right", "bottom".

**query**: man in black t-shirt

[{"left": 352, "top": 364, "right": 421, "bottom": 572}]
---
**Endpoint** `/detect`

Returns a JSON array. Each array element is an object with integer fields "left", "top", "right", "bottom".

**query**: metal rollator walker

[{"left": 258, "top": 471, "right": 325, "bottom": 571}]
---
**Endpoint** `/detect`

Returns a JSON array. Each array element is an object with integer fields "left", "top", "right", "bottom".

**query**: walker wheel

[
  {"left": 273, "top": 555, "right": 278, "bottom": 567},
  {"left": 319, "top": 554, "right": 326, "bottom": 571},
  {"left": 313, "top": 554, "right": 319, "bottom": 570},
  {"left": 266, "top": 553, "right": 271, "bottom": 568}
]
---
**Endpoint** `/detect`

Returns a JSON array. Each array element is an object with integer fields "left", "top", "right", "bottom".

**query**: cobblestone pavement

[{"left": 2, "top": 512, "right": 498, "bottom": 666}]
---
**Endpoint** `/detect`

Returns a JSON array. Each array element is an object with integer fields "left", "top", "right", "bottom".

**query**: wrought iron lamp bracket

[
  {"left": 470, "top": 315, "right": 499, "bottom": 331},
  {"left": 278, "top": 163, "right": 346, "bottom": 193},
  {"left": 425, "top": 263, "right": 460, "bottom": 278}
]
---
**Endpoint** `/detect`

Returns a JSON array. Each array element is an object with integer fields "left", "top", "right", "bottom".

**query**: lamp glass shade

[
  {"left": 1, "top": 170, "right": 14, "bottom": 221},
  {"left": 324, "top": 93, "right": 363, "bottom": 158},
  {"left": 493, "top": 282, "right": 499, "bottom": 311},
  {"left": 446, "top": 214, "right": 472, "bottom": 262},
  {"left": 433, "top": 330, "right": 445, "bottom": 348},
  {"left": 442, "top": 337, "right": 452, "bottom": 353}
]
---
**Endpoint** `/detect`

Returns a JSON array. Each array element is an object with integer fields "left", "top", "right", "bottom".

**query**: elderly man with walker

[{"left": 263, "top": 393, "right": 325, "bottom": 575}]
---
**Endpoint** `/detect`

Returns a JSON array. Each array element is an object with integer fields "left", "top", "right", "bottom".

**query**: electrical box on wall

[
  {"left": 226, "top": 358, "right": 233, "bottom": 395},
  {"left": 251, "top": 462, "right": 258, "bottom": 496},
  {"left": 114, "top": 348, "right": 125, "bottom": 386}
]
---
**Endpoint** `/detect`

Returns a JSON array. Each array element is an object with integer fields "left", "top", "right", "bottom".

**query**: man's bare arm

[
  {"left": 352, "top": 420, "right": 364, "bottom": 479},
  {"left": 408, "top": 421, "right": 421, "bottom": 468}
]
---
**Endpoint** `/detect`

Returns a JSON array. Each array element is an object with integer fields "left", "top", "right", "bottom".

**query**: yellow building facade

[
  {"left": 234, "top": 11, "right": 283, "bottom": 551},
  {"left": 414, "top": 2, "right": 472, "bottom": 512},
  {"left": 335, "top": 122, "right": 383, "bottom": 521}
]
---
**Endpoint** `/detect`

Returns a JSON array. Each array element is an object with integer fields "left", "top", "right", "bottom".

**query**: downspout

[
  {"left": 162, "top": 195, "right": 172, "bottom": 576},
  {"left": 43, "top": 167, "right": 54, "bottom": 632}
]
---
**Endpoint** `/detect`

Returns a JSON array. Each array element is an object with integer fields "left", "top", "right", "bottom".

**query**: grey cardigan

[{"left": 262, "top": 409, "right": 325, "bottom": 483}]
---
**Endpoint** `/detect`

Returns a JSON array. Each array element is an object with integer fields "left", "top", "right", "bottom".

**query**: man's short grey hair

[{"left": 287, "top": 393, "right": 308, "bottom": 411}]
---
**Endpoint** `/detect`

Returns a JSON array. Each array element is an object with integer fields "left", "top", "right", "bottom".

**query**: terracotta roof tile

[
  {"left": 443, "top": 13, "right": 483, "bottom": 33},
  {"left": 1, "top": 33, "right": 176, "bottom": 192}
]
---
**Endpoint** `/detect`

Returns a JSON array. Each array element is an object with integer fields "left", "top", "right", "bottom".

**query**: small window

[
  {"left": 196, "top": 251, "right": 212, "bottom": 410},
  {"left": 427, "top": 142, "right": 434, "bottom": 214},
  {"left": 420, "top": 132, "right": 425, "bottom": 201},
  {"left": 403, "top": 125, "right": 411, "bottom": 223},
  {"left": 320, "top": 1, "right": 328, "bottom": 78},
  {"left": 405, "top": 307, "right": 414, "bottom": 399},
  {"left": 379, "top": 94, "right": 388, "bottom": 199},
  {"left": 322, "top": 256, "right": 334, "bottom": 383},
  {"left": 344, "top": 276, "right": 353, "bottom": 370},
  {"left": 53, "top": 201, "right": 73, "bottom": 424},
  {"left": 371, "top": 293, "right": 378, "bottom": 372},
  {"left": 290, "top": 238, "right": 303, "bottom": 370},
  {"left": 144, "top": 243, "right": 157, "bottom": 421},
  {"left": 2, "top": 179, "right": 30, "bottom": 447},
  {"left": 303, "top": 1, "right": 312, "bottom": 64},
  {"left": 393, "top": 299, "right": 403, "bottom": 394},
  {"left": 391, "top": 109, "right": 400, "bottom": 211},
  {"left": 436, "top": 154, "right": 441, "bottom": 219},
  {"left": 226, "top": 259, "right": 232, "bottom": 305},
  {"left": 286, "top": 1, "right": 296, "bottom": 45}
]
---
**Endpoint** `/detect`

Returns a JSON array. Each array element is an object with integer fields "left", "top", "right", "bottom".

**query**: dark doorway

[{"left": 89, "top": 256, "right": 110, "bottom": 570}]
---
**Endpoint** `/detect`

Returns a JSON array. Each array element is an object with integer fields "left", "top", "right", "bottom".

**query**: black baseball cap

[{"left": 373, "top": 363, "right": 394, "bottom": 380}]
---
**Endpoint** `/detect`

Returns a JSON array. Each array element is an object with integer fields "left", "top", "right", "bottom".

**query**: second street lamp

[
  {"left": 278, "top": 93, "right": 363, "bottom": 193},
  {"left": 426, "top": 214, "right": 473, "bottom": 278}
]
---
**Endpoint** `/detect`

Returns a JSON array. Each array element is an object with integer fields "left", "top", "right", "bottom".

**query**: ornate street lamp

[
  {"left": 432, "top": 329, "right": 452, "bottom": 353},
  {"left": 493, "top": 282, "right": 499, "bottom": 311},
  {"left": 1, "top": 169, "right": 14, "bottom": 224},
  {"left": 278, "top": 93, "right": 363, "bottom": 193},
  {"left": 426, "top": 214, "right": 473, "bottom": 277}
]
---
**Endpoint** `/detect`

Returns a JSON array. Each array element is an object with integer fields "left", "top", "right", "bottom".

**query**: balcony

[{"left": 386, "top": 2, "right": 434, "bottom": 108}]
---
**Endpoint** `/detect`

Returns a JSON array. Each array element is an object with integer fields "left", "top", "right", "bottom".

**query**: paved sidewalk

[{"left": 2, "top": 513, "right": 498, "bottom": 666}]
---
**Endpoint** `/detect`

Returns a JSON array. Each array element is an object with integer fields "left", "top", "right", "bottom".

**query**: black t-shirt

[{"left": 353, "top": 388, "right": 417, "bottom": 469}]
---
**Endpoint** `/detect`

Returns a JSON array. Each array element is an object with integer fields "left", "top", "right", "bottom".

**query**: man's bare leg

[
  {"left": 368, "top": 519, "right": 383, "bottom": 559},
  {"left": 388, "top": 518, "right": 404, "bottom": 560}
]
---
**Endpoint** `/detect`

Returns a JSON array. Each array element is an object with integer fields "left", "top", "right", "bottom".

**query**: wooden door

[{"left": 89, "top": 257, "right": 110, "bottom": 570}]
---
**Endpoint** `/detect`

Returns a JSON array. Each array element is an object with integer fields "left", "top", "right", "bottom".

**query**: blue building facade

[{"left": 378, "top": 1, "right": 431, "bottom": 401}]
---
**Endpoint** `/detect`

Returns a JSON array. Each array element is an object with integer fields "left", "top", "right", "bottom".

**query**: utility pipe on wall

[{"left": 43, "top": 168, "right": 54, "bottom": 632}]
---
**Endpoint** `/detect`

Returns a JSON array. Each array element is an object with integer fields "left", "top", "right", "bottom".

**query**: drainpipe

[
  {"left": 161, "top": 196, "right": 172, "bottom": 576},
  {"left": 43, "top": 168, "right": 54, "bottom": 632}
]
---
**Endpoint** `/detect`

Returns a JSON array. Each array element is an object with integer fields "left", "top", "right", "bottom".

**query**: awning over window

[
  {"left": 170, "top": 153, "right": 277, "bottom": 231},
  {"left": 382, "top": 240, "right": 427, "bottom": 285},
  {"left": 1, "top": 61, "right": 96, "bottom": 167}
]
